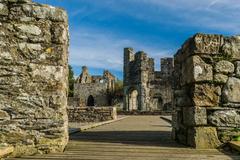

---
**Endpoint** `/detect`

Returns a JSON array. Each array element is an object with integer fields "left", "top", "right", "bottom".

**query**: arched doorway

[
  {"left": 157, "top": 97, "right": 163, "bottom": 110},
  {"left": 129, "top": 89, "right": 138, "bottom": 111},
  {"left": 87, "top": 95, "right": 95, "bottom": 106}
]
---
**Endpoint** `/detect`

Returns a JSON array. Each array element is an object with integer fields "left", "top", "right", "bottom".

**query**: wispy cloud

[
  {"left": 36, "top": 0, "right": 240, "bottom": 73},
  {"left": 69, "top": 0, "right": 240, "bottom": 33},
  {"left": 69, "top": 27, "right": 172, "bottom": 71}
]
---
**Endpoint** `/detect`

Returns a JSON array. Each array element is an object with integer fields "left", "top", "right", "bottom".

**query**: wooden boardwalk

[{"left": 8, "top": 116, "right": 240, "bottom": 160}]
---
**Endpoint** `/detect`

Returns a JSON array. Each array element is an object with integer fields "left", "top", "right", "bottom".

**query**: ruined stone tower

[{"left": 123, "top": 48, "right": 174, "bottom": 111}]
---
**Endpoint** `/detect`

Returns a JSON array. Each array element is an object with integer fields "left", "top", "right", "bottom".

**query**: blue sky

[{"left": 35, "top": 0, "right": 240, "bottom": 79}]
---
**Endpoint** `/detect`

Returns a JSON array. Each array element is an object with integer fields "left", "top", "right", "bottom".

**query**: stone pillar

[
  {"left": 123, "top": 48, "right": 134, "bottom": 111},
  {"left": 0, "top": 0, "right": 69, "bottom": 157},
  {"left": 173, "top": 33, "right": 240, "bottom": 149}
]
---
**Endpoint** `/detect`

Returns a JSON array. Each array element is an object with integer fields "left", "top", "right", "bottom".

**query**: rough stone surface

[
  {"left": 173, "top": 33, "right": 240, "bottom": 149},
  {"left": 214, "top": 73, "right": 228, "bottom": 83},
  {"left": 187, "top": 127, "right": 221, "bottom": 149},
  {"left": 215, "top": 60, "right": 234, "bottom": 74},
  {"left": 192, "top": 84, "right": 221, "bottom": 107},
  {"left": 182, "top": 55, "right": 213, "bottom": 85},
  {"left": 235, "top": 61, "right": 240, "bottom": 77},
  {"left": 0, "top": 0, "right": 69, "bottom": 157},
  {"left": 68, "top": 107, "right": 117, "bottom": 123},
  {"left": 183, "top": 107, "right": 207, "bottom": 126},
  {"left": 0, "top": 3, "right": 8, "bottom": 15},
  {"left": 223, "top": 77, "right": 240, "bottom": 103},
  {"left": 73, "top": 66, "right": 116, "bottom": 107},
  {"left": 222, "top": 36, "right": 240, "bottom": 60},
  {"left": 208, "top": 110, "right": 240, "bottom": 127},
  {"left": 123, "top": 48, "right": 174, "bottom": 111}
]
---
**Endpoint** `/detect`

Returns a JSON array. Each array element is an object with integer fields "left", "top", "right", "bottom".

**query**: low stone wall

[
  {"left": 68, "top": 107, "right": 117, "bottom": 123},
  {"left": 68, "top": 97, "right": 84, "bottom": 108},
  {"left": 173, "top": 33, "right": 240, "bottom": 149},
  {"left": 118, "top": 110, "right": 172, "bottom": 116}
]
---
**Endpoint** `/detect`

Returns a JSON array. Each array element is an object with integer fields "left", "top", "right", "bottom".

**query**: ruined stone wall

[
  {"left": 73, "top": 66, "right": 115, "bottom": 107},
  {"left": 74, "top": 83, "right": 110, "bottom": 106},
  {"left": 173, "top": 33, "right": 240, "bottom": 149},
  {"left": 123, "top": 48, "right": 154, "bottom": 111},
  {"left": 123, "top": 48, "right": 174, "bottom": 112},
  {"left": 68, "top": 97, "right": 84, "bottom": 108},
  {"left": 68, "top": 107, "right": 117, "bottom": 123},
  {"left": 0, "top": 0, "right": 69, "bottom": 157}
]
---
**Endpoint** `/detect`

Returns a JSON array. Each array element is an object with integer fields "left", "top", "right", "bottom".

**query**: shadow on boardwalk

[{"left": 70, "top": 130, "right": 185, "bottom": 148}]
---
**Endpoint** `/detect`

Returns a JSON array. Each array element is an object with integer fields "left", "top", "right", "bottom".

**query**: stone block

[
  {"left": 187, "top": 127, "right": 221, "bottom": 149},
  {"left": 192, "top": 84, "right": 221, "bottom": 107},
  {"left": 0, "top": 110, "right": 10, "bottom": 120},
  {"left": 208, "top": 110, "right": 240, "bottom": 127},
  {"left": 215, "top": 60, "right": 234, "bottom": 74},
  {"left": 235, "top": 61, "right": 240, "bottom": 77},
  {"left": 182, "top": 55, "right": 213, "bottom": 85},
  {"left": 214, "top": 73, "right": 228, "bottom": 83},
  {"left": 222, "top": 36, "right": 240, "bottom": 60},
  {"left": 223, "top": 77, "right": 240, "bottom": 103},
  {"left": 218, "top": 129, "right": 240, "bottom": 143},
  {"left": 183, "top": 107, "right": 207, "bottom": 126},
  {"left": 192, "top": 33, "right": 223, "bottom": 54},
  {"left": 0, "top": 3, "right": 8, "bottom": 15},
  {"left": 51, "top": 23, "right": 68, "bottom": 44},
  {"left": 15, "top": 24, "right": 42, "bottom": 36}
]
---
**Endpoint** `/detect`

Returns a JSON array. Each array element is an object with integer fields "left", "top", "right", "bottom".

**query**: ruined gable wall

[
  {"left": 173, "top": 33, "right": 240, "bottom": 149},
  {"left": 74, "top": 83, "right": 109, "bottom": 106},
  {"left": 149, "top": 58, "right": 174, "bottom": 111},
  {"left": 0, "top": 0, "right": 69, "bottom": 157}
]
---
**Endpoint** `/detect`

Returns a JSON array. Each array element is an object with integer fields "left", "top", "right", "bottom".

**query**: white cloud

[
  {"left": 70, "top": 0, "right": 240, "bottom": 33},
  {"left": 68, "top": 0, "right": 240, "bottom": 71},
  {"left": 69, "top": 27, "right": 172, "bottom": 71},
  {"left": 133, "top": 0, "right": 240, "bottom": 33}
]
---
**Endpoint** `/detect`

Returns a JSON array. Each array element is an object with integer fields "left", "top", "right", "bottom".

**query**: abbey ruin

[
  {"left": 123, "top": 48, "right": 174, "bottom": 111},
  {"left": 74, "top": 66, "right": 115, "bottom": 107},
  {"left": 67, "top": 66, "right": 117, "bottom": 123},
  {"left": 0, "top": 0, "right": 240, "bottom": 159}
]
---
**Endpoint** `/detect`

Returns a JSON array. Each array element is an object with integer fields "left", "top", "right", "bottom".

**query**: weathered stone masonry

[
  {"left": 123, "top": 48, "right": 174, "bottom": 111},
  {"left": 73, "top": 66, "right": 116, "bottom": 107},
  {"left": 0, "top": 0, "right": 69, "bottom": 157},
  {"left": 68, "top": 107, "right": 117, "bottom": 123},
  {"left": 173, "top": 33, "right": 240, "bottom": 149}
]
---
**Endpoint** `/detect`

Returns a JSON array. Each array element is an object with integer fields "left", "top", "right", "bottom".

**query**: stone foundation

[
  {"left": 173, "top": 33, "right": 240, "bottom": 149},
  {"left": 68, "top": 107, "right": 117, "bottom": 123},
  {"left": 0, "top": 0, "right": 69, "bottom": 157}
]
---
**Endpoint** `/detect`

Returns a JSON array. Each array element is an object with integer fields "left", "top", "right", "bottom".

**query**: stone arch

[
  {"left": 87, "top": 95, "right": 95, "bottom": 106},
  {"left": 128, "top": 88, "right": 139, "bottom": 111}
]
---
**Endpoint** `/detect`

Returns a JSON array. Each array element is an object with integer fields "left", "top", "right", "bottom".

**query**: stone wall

[
  {"left": 74, "top": 83, "right": 110, "bottom": 106},
  {"left": 73, "top": 66, "right": 115, "bottom": 107},
  {"left": 0, "top": 0, "right": 69, "bottom": 157},
  {"left": 123, "top": 48, "right": 174, "bottom": 112},
  {"left": 173, "top": 33, "right": 240, "bottom": 149},
  {"left": 68, "top": 107, "right": 117, "bottom": 123},
  {"left": 68, "top": 97, "right": 83, "bottom": 108}
]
